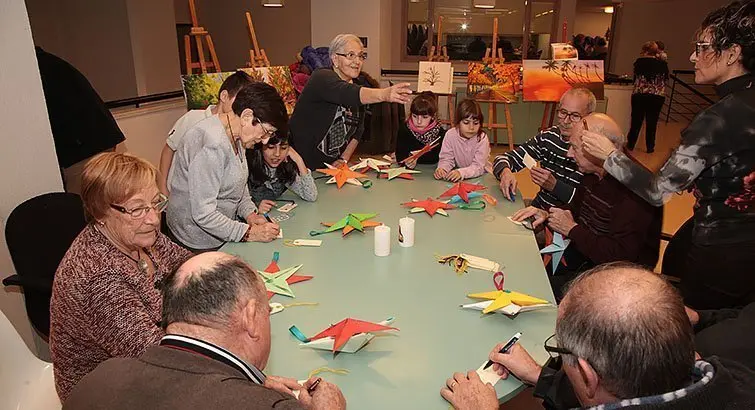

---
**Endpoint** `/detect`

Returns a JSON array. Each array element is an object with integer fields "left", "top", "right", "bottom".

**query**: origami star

[
  {"left": 262, "top": 260, "right": 312, "bottom": 299},
  {"left": 540, "top": 231, "right": 570, "bottom": 273},
  {"left": 399, "top": 136, "right": 442, "bottom": 165},
  {"left": 467, "top": 290, "right": 550, "bottom": 314},
  {"left": 316, "top": 163, "right": 368, "bottom": 189},
  {"left": 378, "top": 166, "right": 421, "bottom": 180},
  {"left": 311, "top": 213, "right": 382, "bottom": 237},
  {"left": 439, "top": 182, "right": 486, "bottom": 203},
  {"left": 447, "top": 191, "right": 483, "bottom": 204},
  {"left": 402, "top": 197, "right": 455, "bottom": 217},
  {"left": 309, "top": 318, "right": 399, "bottom": 353},
  {"left": 259, "top": 264, "right": 304, "bottom": 298},
  {"left": 351, "top": 157, "right": 392, "bottom": 173}
]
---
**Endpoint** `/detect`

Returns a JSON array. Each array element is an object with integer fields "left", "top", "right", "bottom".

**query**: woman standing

[
  {"left": 627, "top": 41, "right": 669, "bottom": 153},
  {"left": 582, "top": 0, "right": 755, "bottom": 309},
  {"left": 289, "top": 34, "right": 412, "bottom": 170}
]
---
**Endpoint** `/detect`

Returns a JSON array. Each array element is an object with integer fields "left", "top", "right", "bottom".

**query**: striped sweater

[{"left": 492, "top": 126, "right": 583, "bottom": 209}]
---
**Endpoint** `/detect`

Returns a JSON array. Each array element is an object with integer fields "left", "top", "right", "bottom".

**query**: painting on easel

[
  {"left": 241, "top": 66, "right": 297, "bottom": 115},
  {"left": 181, "top": 72, "right": 232, "bottom": 109},
  {"left": 466, "top": 62, "right": 521, "bottom": 102},
  {"left": 417, "top": 62, "right": 454, "bottom": 94},
  {"left": 522, "top": 60, "right": 604, "bottom": 102}
]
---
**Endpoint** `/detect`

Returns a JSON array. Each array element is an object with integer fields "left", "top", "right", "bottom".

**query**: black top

[
  {"left": 35, "top": 47, "right": 125, "bottom": 168},
  {"left": 394, "top": 122, "right": 446, "bottom": 165},
  {"left": 289, "top": 69, "right": 364, "bottom": 169},
  {"left": 632, "top": 57, "right": 669, "bottom": 96},
  {"left": 695, "top": 302, "right": 755, "bottom": 372}
]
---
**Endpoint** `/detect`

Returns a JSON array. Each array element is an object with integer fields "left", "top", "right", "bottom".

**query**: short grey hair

[
  {"left": 560, "top": 87, "right": 597, "bottom": 114},
  {"left": 556, "top": 262, "right": 695, "bottom": 399},
  {"left": 590, "top": 120, "right": 627, "bottom": 148},
  {"left": 329, "top": 34, "right": 362, "bottom": 59}
]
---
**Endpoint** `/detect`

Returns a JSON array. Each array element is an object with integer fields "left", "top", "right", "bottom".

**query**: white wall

[
  {"left": 0, "top": 0, "right": 65, "bottom": 351},
  {"left": 574, "top": 10, "right": 611, "bottom": 38},
  {"left": 113, "top": 100, "right": 188, "bottom": 167}
]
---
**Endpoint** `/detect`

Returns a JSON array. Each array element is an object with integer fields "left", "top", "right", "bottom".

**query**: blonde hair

[{"left": 81, "top": 152, "right": 158, "bottom": 221}]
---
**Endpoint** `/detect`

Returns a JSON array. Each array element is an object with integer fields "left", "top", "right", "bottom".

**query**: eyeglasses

[
  {"left": 544, "top": 334, "right": 573, "bottom": 358},
  {"left": 336, "top": 52, "right": 368, "bottom": 61},
  {"left": 695, "top": 41, "right": 712, "bottom": 56},
  {"left": 111, "top": 193, "right": 169, "bottom": 219},
  {"left": 556, "top": 108, "right": 585, "bottom": 122},
  {"left": 251, "top": 117, "right": 277, "bottom": 137}
]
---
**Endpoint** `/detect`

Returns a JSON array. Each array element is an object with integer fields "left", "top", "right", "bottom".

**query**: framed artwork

[
  {"left": 240, "top": 66, "right": 297, "bottom": 115},
  {"left": 466, "top": 62, "right": 522, "bottom": 103},
  {"left": 550, "top": 43, "right": 578, "bottom": 60},
  {"left": 417, "top": 61, "right": 454, "bottom": 94},
  {"left": 522, "top": 60, "right": 605, "bottom": 102}
]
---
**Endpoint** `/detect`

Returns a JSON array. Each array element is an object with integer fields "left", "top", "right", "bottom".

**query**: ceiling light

[
  {"left": 262, "top": 0, "right": 284, "bottom": 7},
  {"left": 474, "top": 0, "right": 496, "bottom": 9},
  {"left": 461, "top": 23, "right": 469, "bottom": 30},
  {"left": 603, "top": 6, "right": 614, "bottom": 13}
]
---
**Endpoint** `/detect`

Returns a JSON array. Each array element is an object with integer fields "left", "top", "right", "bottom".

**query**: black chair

[
  {"left": 661, "top": 216, "right": 694, "bottom": 281},
  {"left": 2, "top": 192, "right": 87, "bottom": 339}
]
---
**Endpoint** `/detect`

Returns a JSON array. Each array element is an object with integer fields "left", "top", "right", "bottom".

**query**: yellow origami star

[{"left": 467, "top": 290, "right": 550, "bottom": 314}]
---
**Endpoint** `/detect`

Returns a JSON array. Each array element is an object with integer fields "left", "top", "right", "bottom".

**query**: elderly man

[
  {"left": 493, "top": 88, "right": 595, "bottom": 208},
  {"left": 512, "top": 113, "right": 661, "bottom": 298},
  {"left": 63, "top": 252, "right": 346, "bottom": 410},
  {"left": 441, "top": 263, "right": 755, "bottom": 409}
]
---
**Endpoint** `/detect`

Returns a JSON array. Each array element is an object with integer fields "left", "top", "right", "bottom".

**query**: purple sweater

[{"left": 436, "top": 128, "right": 490, "bottom": 179}]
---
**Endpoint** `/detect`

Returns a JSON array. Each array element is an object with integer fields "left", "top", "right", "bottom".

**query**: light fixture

[
  {"left": 461, "top": 23, "right": 469, "bottom": 30},
  {"left": 603, "top": 6, "right": 614, "bottom": 13},
  {"left": 474, "top": 0, "right": 496, "bottom": 9},
  {"left": 262, "top": 0, "right": 284, "bottom": 7}
]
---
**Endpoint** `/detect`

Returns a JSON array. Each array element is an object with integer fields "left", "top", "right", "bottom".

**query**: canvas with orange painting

[
  {"left": 522, "top": 60, "right": 604, "bottom": 102},
  {"left": 466, "top": 62, "right": 522, "bottom": 103}
]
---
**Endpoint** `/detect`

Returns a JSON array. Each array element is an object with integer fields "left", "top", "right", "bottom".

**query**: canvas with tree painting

[
  {"left": 417, "top": 61, "right": 454, "bottom": 94},
  {"left": 522, "top": 60, "right": 604, "bottom": 102},
  {"left": 241, "top": 66, "right": 298, "bottom": 115},
  {"left": 466, "top": 62, "right": 521, "bottom": 103}
]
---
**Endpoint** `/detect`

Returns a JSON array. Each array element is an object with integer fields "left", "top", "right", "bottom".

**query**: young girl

[
  {"left": 435, "top": 99, "right": 490, "bottom": 182},
  {"left": 395, "top": 91, "right": 446, "bottom": 168},
  {"left": 247, "top": 133, "right": 318, "bottom": 214}
]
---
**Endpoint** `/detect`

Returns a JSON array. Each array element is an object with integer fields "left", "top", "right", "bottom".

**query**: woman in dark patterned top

[
  {"left": 627, "top": 41, "right": 669, "bottom": 153},
  {"left": 395, "top": 91, "right": 446, "bottom": 168},
  {"left": 49, "top": 153, "right": 192, "bottom": 401},
  {"left": 582, "top": 0, "right": 755, "bottom": 309},
  {"left": 247, "top": 133, "right": 318, "bottom": 214},
  {"left": 288, "top": 34, "right": 412, "bottom": 170}
]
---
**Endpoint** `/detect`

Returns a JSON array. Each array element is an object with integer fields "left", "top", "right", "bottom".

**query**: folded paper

[
  {"left": 437, "top": 253, "right": 501, "bottom": 275},
  {"left": 439, "top": 182, "right": 486, "bottom": 203},
  {"left": 461, "top": 300, "right": 553, "bottom": 316},
  {"left": 466, "top": 290, "right": 551, "bottom": 314},
  {"left": 311, "top": 213, "right": 382, "bottom": 237},
  {"left": 399, "top": 136, "right": 442, "bottom": 165},
  {"left": 402, "top": 197, "right": 455, "bottom": 217},
  {"left": 351, "top": 157, "right": 392, "bottom": 173},
  {"left": 298, "top": 317, "right": 398, "bottom": 353},
  {"left": 540, "top": 231, "right": 570, "bottom": 272},
  {"left": 316, "top": 163, "right": 368, "bottom": 189},
  {"left": 378, "top": 166, "right": 421, "bottom": 180}
]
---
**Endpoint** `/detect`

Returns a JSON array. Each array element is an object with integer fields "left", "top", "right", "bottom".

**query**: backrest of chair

[
  {"left": 662, "top": 216, "right": 694, "bottom": 279},
  {"left": 5, "top": 192, "right": 87, "bottom": 336}
]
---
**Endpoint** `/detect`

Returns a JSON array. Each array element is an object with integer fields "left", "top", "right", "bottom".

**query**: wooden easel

[
  {"left": 246, "top": 11, "right": 270, "bottom": 67},
  {"left": 424, "top": 16, "right": 455, "bottom": 125},
  {"left": 477, "top": 17, "right": 514, "bottom": 150},
  {"left": 540, "top": 19, "right": 569, "bottom": 130},
  {"left": 184, "top": 0, "right": 221, "bottom": 74}
]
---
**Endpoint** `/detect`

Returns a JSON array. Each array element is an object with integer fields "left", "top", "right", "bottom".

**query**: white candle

[
  {"left": 374, "top": 225, "right": 391, "bottom": 257},
  {"left": 398, "top": 217, "right": 415, "bottom": 248}
]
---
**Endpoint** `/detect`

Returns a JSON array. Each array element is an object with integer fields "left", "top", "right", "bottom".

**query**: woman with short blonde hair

[{"left": 50, "top": 152, "right": 192, "bottom": 401}]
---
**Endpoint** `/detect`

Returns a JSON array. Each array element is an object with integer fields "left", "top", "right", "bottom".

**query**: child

[
  {"left": 435, "top": 99, "right": 490, "bottom": 182},
  {"left": 158, "top": 71, "right": 253, "bottom": 195},
  {"left": 247, "top": 133, "right": 318, "bottom": 214},
  {"left": 395, "top": 91, "right": 446, "bottom": 168}
]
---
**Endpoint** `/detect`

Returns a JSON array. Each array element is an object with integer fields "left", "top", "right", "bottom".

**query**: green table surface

[{"left": 221, "top": 164, "right": 557, "bottom": 409}]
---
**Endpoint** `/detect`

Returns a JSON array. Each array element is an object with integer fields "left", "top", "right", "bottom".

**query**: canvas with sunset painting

[
  {"left": 522, "top": 59, "right": 605, "bottom": 102},
  {"left": 466, "top": 62, "right": 521, "bottom": 102}
]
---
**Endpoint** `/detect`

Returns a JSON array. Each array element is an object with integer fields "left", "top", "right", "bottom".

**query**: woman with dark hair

[
  {"left": 167, "top": 82, "right": 286, "bottom": 251},
  {"left": 582, "top": 0, "right": 755, "bottom": 309},
  {"left": 247, "top": 134, "right": 317, "bottom": 214},
  {"left": 627, "top": 41, "right": 669, "bottom": 153}
]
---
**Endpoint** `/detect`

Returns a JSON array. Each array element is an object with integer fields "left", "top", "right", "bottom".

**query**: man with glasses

[
  {"left": 441, "top": 263, "right": 755, "bottom": 410},
  {"left": 492, "top": 88, "right": 596, "bottom": 209}
]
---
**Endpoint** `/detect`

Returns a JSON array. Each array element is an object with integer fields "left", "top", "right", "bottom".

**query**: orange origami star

[
  {"left": 439, "top": 182, "right": 486, "bottom": 203},
  {"left": 316, "top": 163, "right": 368, "bottom": 189},
  {"left": 402, "top": 197, "right": 455, "bottom": 217},
  {"left": 309, "top": 318, "right": 399, "bottom": 353}
]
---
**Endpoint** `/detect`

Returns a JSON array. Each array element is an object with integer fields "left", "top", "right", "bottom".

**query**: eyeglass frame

[
  {"left": 543, "top": 334, "right": 574, "bottom": 357},
  {"left": 556, "top": 108, "right": 587, "bottom": 123},
  {"left": 110, "top": 193, "right": 169, "bottom": 219},
  {"left": 335, "top": 51, "right": 368, "bottom": 61},
  {"left": 694, "top": 41, "right": 712, "bottom": 56},
  {"left": 250, "top": 117, "right": 277, "bottom": 137}
]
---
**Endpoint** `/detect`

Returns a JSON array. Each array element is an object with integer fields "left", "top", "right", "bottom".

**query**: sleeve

[
  {"left": 603, "top": 111, "right": 719, "bottom": 206},
  {"left": 567, "top": 191, "right": 657, "bottom": 265},
  {"left": 533, "top": 366, "right": 580, "bottom": 410},
  {"left": 551, "top": 179, "right": 577, "bottom": 204},
  {"left": 436, "top": 133, "right": 456, "bottom": 172},
  {"left": 287, "top": 170, "right": 318, "bottom": 202},
  {"left": 237, "top": 183, "right": 257, "bottom": 220},
  {"left": 84, "top": 274, "right": 164, "bottom": 357},
  {"left": 395, "top": 123, "right": 413, "bottom": 164},
  {"left": 166, "top": 113, "right": 189, "bottom": 150},
  {"left": 458, "top": 134, "right": 490, "bottom": 179},
  {"left": 492, "top": 131, "right": 548, "bottom": 178},
  {"left": 694, "top": 308, "right": 743, "bottom": 332},
  {"left": 310, "top": 69, "right": 362, "bottom": 108},
  {"left": 187, "top": 144, "right": 250, "bottom": 242}
]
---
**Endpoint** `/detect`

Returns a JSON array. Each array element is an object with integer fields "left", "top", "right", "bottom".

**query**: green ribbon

[{"left": 455, "top": 200, "right": 486, "bottom": 210}]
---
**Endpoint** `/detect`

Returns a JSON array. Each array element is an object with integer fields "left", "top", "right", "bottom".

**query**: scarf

[{"left": 407, "top": 117, "right": 443, "bottom": 145}]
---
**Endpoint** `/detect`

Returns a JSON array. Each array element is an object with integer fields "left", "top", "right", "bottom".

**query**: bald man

[
  {"left": 64, "top": 252, "right": 346, "bottom": 410},
  {"left": 441, "top": 263, "right": 755, "bottom": 410},
  {"left": 512, "top": 113, "right": 662, "bottom": 299}
]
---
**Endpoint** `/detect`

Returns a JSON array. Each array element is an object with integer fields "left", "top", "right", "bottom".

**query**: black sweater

[
  {"left": 695, "top": 302, "right": 755, "bottom": 372},
  {"left": 394, "top": 122, "right": 445, "bottom": 165}
]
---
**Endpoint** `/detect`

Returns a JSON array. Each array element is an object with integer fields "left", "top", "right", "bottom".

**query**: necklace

[
  {"left": 95, "top": 225, "right": 157, "bottom": 275},
  {"left": 226, "top": 114, "right": 242, "bottom": 158}
]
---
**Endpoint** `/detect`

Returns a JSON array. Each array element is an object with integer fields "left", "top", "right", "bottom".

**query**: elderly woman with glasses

[
  {"left": 289, "top": 33, "right": 413, "bottom": 170},
  {"left": 582, "top": 0, "right": 755, "bottom": 310},
  {"left": 167, "top": 81, "right": 286, "bottom": 252},
  {"left": 49, "top": 152, "right": 192, "bottom": 401}
]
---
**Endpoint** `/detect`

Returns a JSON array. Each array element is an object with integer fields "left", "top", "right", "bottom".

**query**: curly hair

[
  {"left": 246, "top": 133, "right": 298, "bottom": 187},
  {"left": 700, "top": 0, "right": 755, "bottom": 71}
]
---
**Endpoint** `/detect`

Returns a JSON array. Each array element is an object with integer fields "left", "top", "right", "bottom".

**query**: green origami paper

[
  {"left": 259, "top": 264, "right": 304, "bottom": 298},
  {"left": 310, "top": 213, "right": 381, "bottom": 237}
]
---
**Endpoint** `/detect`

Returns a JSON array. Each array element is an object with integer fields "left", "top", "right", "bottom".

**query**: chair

[
  {"left": 2, "top": 192, "right": 87, "bottom": 338},
  {"left": 661, "top": 216, "right": 694, "bottom": 281},
  {"left": 0, "top": 309, "right": 61, "bottom": 409}
]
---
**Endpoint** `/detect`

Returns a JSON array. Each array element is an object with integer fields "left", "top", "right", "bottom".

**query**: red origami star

[
  {"left": 438, "top": 182, "right": 486, "bottom": 203},
  {"left": 402, "top": 197, "right": 456, "bottom": 217},
  {"left": 309, "top": 318, "right": 399, "bottom": 353},
  {"left": 263, "top": 260, "right": 313, "bottom": 299}
]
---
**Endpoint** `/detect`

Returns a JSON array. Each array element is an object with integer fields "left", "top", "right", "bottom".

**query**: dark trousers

[
  {"left": 627, "top": 93, "right": 665, "bottom": 151},
  {"left": 680, "top": 240, "right": 755, "bottom": 310}
]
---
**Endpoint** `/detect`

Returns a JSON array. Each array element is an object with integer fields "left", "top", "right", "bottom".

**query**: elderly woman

[
  {"left": 289, "top": 33, "right": 412, "bottom": 170},
  {"left": 582, "top": 0, "right": 755, "bottom": 309},
  {"left": 167, "top": 82, "right": 286, "bottom": 251},
  {"left": 50, "top": 153, "right": 192, "bottom": 401}
]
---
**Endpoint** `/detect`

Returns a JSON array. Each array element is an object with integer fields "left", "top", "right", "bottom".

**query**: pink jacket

[{"left": 436, "top": 127, "right": 490, "bottom": 179}]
